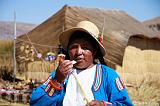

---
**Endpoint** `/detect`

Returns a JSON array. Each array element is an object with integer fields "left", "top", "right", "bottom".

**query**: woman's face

[{"left": 68, "top": 38, "right": 95, "bottom": 69}]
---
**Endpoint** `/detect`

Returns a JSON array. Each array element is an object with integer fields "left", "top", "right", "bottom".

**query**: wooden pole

[{"left": 13, "top": 10, "right": 17, "bottom": 82}]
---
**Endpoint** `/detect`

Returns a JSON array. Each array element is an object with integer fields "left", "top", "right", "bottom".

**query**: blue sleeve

[
  {"left": 104, "top": 66, "right": 133, "bottom": 106},
  {"left": 30, "top": 71, "right": 65, "bottom": 106}
]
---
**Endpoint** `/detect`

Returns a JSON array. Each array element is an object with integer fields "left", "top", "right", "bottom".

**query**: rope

[
  {"left": 24, "top": 33, "right": 53, "bottom": 68},
  {"left": 26, "top": 33, "right": 39, "bottom": 56}
]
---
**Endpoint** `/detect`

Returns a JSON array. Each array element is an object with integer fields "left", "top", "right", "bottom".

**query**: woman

[{"left": 30, "top": 21, "right": 133, "bottom": 106}]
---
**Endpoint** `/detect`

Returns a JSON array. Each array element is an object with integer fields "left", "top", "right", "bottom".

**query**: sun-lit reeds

[
  {"left": 116, "top": 46, "right": 160, "bottom": 105},
  {"left": 0, "top": 40, "right": 13, "bottom": 76}
]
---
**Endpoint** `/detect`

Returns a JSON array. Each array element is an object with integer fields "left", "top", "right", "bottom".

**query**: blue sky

[{"left": 0, "top": 0, "right": 160, "bottom": 24}]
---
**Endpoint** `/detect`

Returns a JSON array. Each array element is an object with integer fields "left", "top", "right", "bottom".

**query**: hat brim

[{"left": 59, "top": 27, "right": 106, "bottom": 56}]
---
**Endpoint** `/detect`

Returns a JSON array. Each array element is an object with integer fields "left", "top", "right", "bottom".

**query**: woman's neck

[{"left": 75, "top": 63, "right": 95, "bottom": 71}]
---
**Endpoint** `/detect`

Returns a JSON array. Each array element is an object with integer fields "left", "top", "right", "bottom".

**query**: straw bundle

[{"left": 26, "top": 61, "right": 56, "bottom": 80}]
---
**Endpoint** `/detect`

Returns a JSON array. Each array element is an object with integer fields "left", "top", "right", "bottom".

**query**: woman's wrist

[
  {"left": 54, "top": 67, "right": 65, "bottom": 83},
  {"left": 53, "top": 75, "right": 64, "bottom": 84}
]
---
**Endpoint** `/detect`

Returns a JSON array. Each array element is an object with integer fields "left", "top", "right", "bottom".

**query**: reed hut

[
  {"left": 117, "top": 34, "right": 160, "bottom": 86},
  {"left": 16, "top": 5, "right": 157, "bottom": 80}
]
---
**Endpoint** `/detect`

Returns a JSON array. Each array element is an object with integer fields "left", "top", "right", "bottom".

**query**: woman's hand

[
  {"left": 54, "top": 60, "right": 74, "bottom": 83},
  {"left": 85, "top": 100, "right": 104, "bottom": 106}
]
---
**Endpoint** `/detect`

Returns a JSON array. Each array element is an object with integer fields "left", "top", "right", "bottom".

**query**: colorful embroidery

[
  {"left": 44, "top": 83, "right": 55, "bottom": 96},
  {"left": 93, "top": 65, "right": 102, "bottom": 91},
  {"left": 45, "top": 84, "right": 51, "bottom": 92},
  {"left": 43, "top": 76, "right": 52, "bottom": 85},
  {"left": 115, "top": 77, "right": 125, "bottom": 91},
  {"left": 48, "top": 88, "right": 55, "bottom": 96}
]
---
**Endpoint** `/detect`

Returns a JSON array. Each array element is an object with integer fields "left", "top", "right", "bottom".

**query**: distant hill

[
  {"left": 143, "top": 17, "right": 160, "bottom": 34},
  {"left": 0, "top": 21, "right": 37, "bottom": 39}
]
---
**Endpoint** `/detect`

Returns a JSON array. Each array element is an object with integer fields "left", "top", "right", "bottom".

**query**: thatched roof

[
  {"left": 16, "top": 5, "right": 157, "bottom": 67},
  {"left": 128, "top": 34, "right": 160, "bottom": 50}
]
